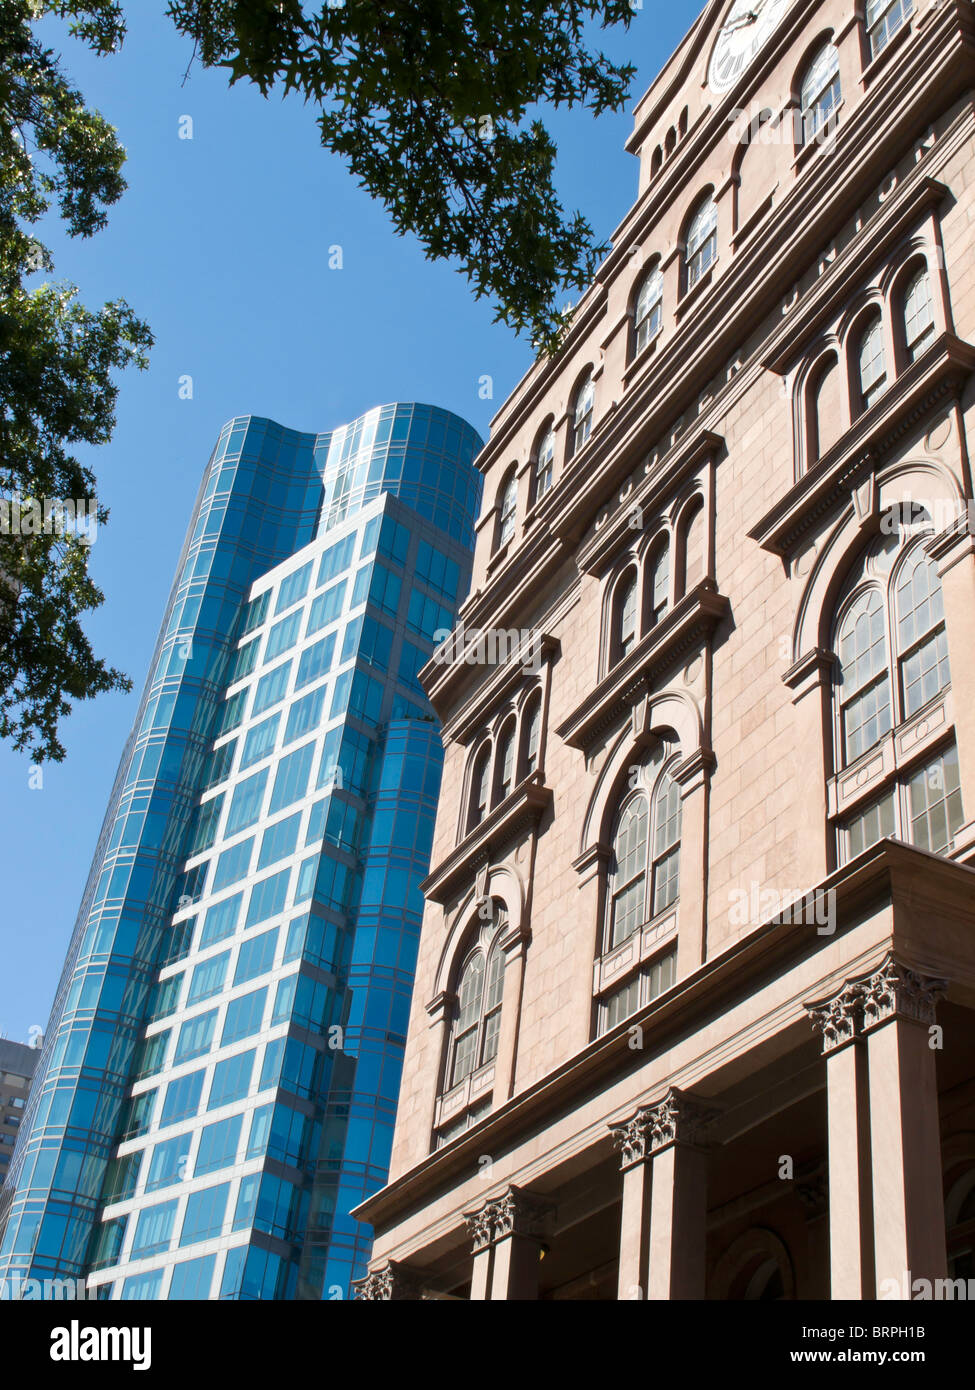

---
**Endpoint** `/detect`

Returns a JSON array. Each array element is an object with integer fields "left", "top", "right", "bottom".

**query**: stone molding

[{"left": 805, "top": 951, "right": 948, "bottom": 1052}]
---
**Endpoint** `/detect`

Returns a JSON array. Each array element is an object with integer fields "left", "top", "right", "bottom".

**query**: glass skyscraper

[{"left": 0, "top": 403, "right": 482, "bottom": 1300}]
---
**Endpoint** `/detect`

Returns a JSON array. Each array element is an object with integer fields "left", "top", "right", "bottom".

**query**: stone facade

[{"left": 353, "top": 0, "right": 975, "bottom": 1299}]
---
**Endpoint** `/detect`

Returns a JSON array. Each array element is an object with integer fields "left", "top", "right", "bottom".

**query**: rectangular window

[
  {"left": 234, "top": 930, "right": 278, "bottom": 986},
  {"left": 842, "top": 788, "right": 896, "bottom": 861},
  {"left": 120, "top": 1090, "right": 156, "bottom": 1141},
  {"left": 210, "top": 838, "right": 254, "bottom": 893},
  {"left": 229, "top": 639, "right": 259, "bottom": 684},
  {"left": 102, "top": 1151, "right": 142, "bottom": 1204},
  {"left": 208, "top": 1051, "right": 256, "bottom": 1110},
  {"left": 204, "top": 738, "right": 237, "bottom": 791},
  {"left": 189, "top": 794, "right": 224, "bottom": 856},
  {"left": 195, "top": 1114, "right": 243, "bottom": 1177},
  {"left": 239, "top": 591, "right": 269, "bottom": 637},
  {"left": 295, "top": 633, "right": 335, "bottom": 690},
  {"left": 284, "top": 687, "right": 326, "bottom": 745},
  {"left": 221, "top": 987, "right": 268, "bottom": 1046},
  {"left": 147, "top": 973, "right": 183, "bottom": 1022},
  {"left": 225, "top": 768, "right": 269, "bottom": 835},
  {"left": 146, "top": 1134, "right": 193, "bottom": 1192},
  {"left": 398, "top": 640, "right": 428, "bottom": 694},
  {"left": 122, "top": 1270, "right": 163, "bottom": 1301},
  {"left": 239, "top": 713, "right": 280, "bottom": 769},
  {"left": 131, "top": 1199, "right": 178, "bottom": 1257},
  {"left": 187, "top": 951, "right": 230, "bottom": 1004},
  {"left": 200, "top": 892, "right": 243, "bottom": 947},
  {"left": 134, "top": 1030, "right": 170, "bottom": 1081},
  {"left": 252, "top": 661, "right": 292, "bottom": 716},
  {"left": 268, "top": 743, "right": 315, "bottom": 814},
  {"left": 407, "top": 588, "right": 453, "bottom": 641},
  {"left": 173, "top": 1010, "right": 217, "bottom": 1064},
  {"left": 316, "top": 534, "right": 355, "bottom": 588},
  {"left": 160, "top": 1069, "right": 205, "bottom": 1127},
  {"left": 264, "top": 611, "right": 303, "bottom": 662},
  {"left": 216, "top": 689, "right": 247, "bottom": 737},
  {"left": 415, "top": 540, "right": 460, "bottom": 601},
  {"left": 306, "top": 580, "right": 347, "bottom": 636},
  {"left": 377, "top": 515, "right": 410, "bottom": 566},
  {"left": 245, "top": 869, "right": 290, "bottom": 929},
  {"left": 909, "top": 744, "right": 964, "bottom": 855},
  {"left": 258, "top": 813, "right": 301, "bottom": 869},
  {"left": 180, "top": 1182, "right": 230, "bottom": 1247},
  {"left": 274, "top": 562, "right": 312, "bottom": 615},
  {"left": 168, "top": 1254, "right": 216, "bottom": 1300},
  {"left": 901, "top": 627, "right": 950, "bottom": 719}
]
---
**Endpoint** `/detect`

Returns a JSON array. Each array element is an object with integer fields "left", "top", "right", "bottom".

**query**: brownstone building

[{"left": 353, "top": 0, "right": 975, "bottom": 1299}]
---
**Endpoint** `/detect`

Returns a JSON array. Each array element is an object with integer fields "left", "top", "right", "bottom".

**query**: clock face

[{"left": 708, "top": 0, "right": 796, "bottom": 94}]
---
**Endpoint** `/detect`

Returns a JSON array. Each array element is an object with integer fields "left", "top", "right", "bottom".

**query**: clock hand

[{"left": 724, "top": 10, "right": 759, "bottom": 31}]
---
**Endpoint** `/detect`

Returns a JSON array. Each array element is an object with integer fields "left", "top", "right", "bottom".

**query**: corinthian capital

[
  {"left": 352, "top": 1260, "right": 424, "bottom": 1301},
  {"left": 464, "top": 1185, "right": 553, "bottom": 1250},
  {"left": 610, "top": 1088, "right": 718, "bottom": 1169},
  {"left": 805, "top": 982, "right": 862, "bottom": 1054},
  {"left": 858, "top": 953, "right": 948, "bottom": 1029}
]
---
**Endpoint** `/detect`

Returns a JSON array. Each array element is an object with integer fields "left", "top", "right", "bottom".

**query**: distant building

[
  {"left": 0, "top": 1041, "right": 39, "bottom": 1191},
  {"left": 0, "top": 403, "right": 481, "bottom": 1299}
]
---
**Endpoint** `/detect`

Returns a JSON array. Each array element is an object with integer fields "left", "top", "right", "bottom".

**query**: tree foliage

[
  {"left": 0, "top": 1, "right": 152, "bottom": 762},
  {"left": 166, "top": 0, "right": 636, "bottom": 349}
]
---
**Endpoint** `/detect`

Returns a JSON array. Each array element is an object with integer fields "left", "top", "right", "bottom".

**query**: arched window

[
  {"left": 799, "top": 43, "right": 840, "bottom": 145},
  {"left": 446, "top": 915, "right": 507, "bottom": 1088},
  {"left": 606, "top": 741, "right": 682, "bottom": 950},
  {"left": 856, "top": 313, "right": 887, "bottom": 412},
  {"left": 532, "top": 424, "right": 556, "bottom": 503},
  {"left": 646, "top": 539, "right": 670, "bottom": 628},
  {"left": 866, "top": 0, "right": 913, "bottom": 59},
  {"left": 493, "top": 720, "right": 517, "bottom": 805},
  {"left": 833, "top": 524, "right": 962, "bottom": 862},
  {"left": 611, "top": 570, "right": 638, "bottom": 666},
  {"left": 633, "top": 268, "right": 664, "bottom": 357},
  {"left": 902, "top": 266, "right": 935, "bottom": 363},
  {"left": 495, "top": 469, "right": 517, "bottom": 550},
  {"left": 467, "top": 745, "right": 491, "bottom": 832},
  {"left": 678, "top": 500, "right": 706, "bottom": 597},
  {"left": 685, "top": 194, "right": 718, "bottom": 290},
  {"left": 520, "top": 693, "right": 542, "bottom": 779},
  {"left": 570, "top": 373, "right": 595, "bottom": 456},
  {"left": 806, "top": 353, "right": 843, "bottom": 465}
]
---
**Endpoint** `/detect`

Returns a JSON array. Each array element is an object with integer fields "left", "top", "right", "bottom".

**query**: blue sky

[{"left": 0, "top": 1, "right": 701, "bottom": 1044}]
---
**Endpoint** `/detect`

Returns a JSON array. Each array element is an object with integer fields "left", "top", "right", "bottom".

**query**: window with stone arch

[
  {"left": 897, "top": 260, "right": 936, "bottom": 366},
  {"left": 609, "top": 566, "right": 639, "bottom": 669},
  {"left": 531, "top": 420, "right": 556, "bottom": 505},
  {"left": 466, "top": 742, "right": 492, "bottom": 834},
  {"left": 519, "top": 689, "right": 543, "bottom": 780},
  {"left": 832, "top": 519, "right": 962, "bottom": 862},
  {"left": 804, "top": 351, "right": 844, "bottom": 467},
  {"left": 633, "top": 265, "right": 664, "bottom": 358},
  {"left": 684, "top": 192, "right": 718, "bottom": 291},
  {"left": 495, "top": 467, "right": 517, "bottom": 551},
  {"left": 605, "top": 737, "right": 682, "bottom": 953},
  {"left": 853, "top": 309, "right": 887, "bottom": 414},
  {"left": 797, "top": 41, "right": 841, "bottom": 147},
  {"left": 642, "top": 534, "right": 670, "bottom": 633},
  {"left": 569, "top": 371, "right": 595, "bottom": 457},
  {"left": 445, "top": 905, "right": 508, "bottom": 1091}
]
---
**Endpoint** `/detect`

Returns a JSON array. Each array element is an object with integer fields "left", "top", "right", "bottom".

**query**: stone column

[
  {"left": 611, "top": 1088, "right": 716, "bottom": 1301},
  {"left": 931, "top": 525, "right": 975, "bottom": 807},
  {"left": 672, "top": 752, "right": 714, "bottom": 978},
  {"left": 783, "top": 650, "right": 834, "bottom": 888},
  {"left": 352, "top": 1259, "right": 424, "bottom": 1300},
  {"left": 421, "top": 990, "right": 455, "bottom": 1147},
  {"left": 464, "top": 1186, "right": 552, "bottom": 1301},
  {"left": 807, "top": 982, "right": 874, "bottom": 1299},
  {"left": 858, "top": 955, "right": 948, "bottom": 1296}
]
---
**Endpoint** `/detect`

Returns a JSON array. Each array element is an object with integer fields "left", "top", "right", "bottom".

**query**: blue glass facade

[{"left": 0, "top": 404, "right": 481, "bottom": 1299}]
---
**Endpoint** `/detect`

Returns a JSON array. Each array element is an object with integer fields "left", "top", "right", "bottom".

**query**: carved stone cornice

[
  {"left": 464, "top": 1185, "right": 553, "bottom": 1251},
  {"left": 749, "top": 333, "right": 975, "bottom": 558},
  {"left": 783, "top": 648, "right": 835, "bottom": 696},
  {"left": 555, "top": 580, "right": 729, "bottom": 752},
  {"left": 857, "top": 952, "right": 948, "bottom": 1030},
  {"left": 352, "top": 1260, "right": 425, "bottom": 1301},
  {"left": 805, "top": 982, "right": 863, "bottom": 1055},
  {"left": 421, "top": 777, "right": 552, "bottom": 906},
  {"left": 610, "top": 1087, "right": 719, "bottom": 1169}
]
